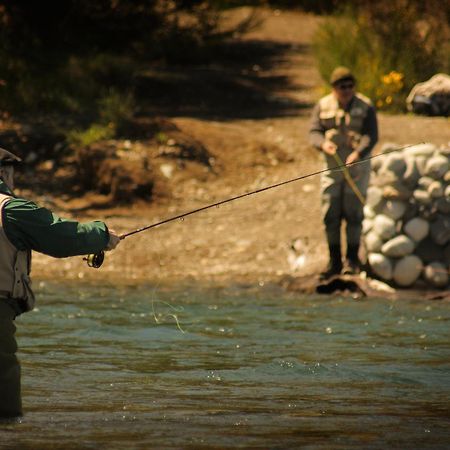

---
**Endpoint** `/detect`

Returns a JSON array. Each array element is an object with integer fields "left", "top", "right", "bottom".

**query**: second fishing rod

[{"left": 84, "top": 143, "right": 420, "bottom": 268}]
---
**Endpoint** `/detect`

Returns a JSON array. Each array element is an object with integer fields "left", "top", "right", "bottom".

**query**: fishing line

[
  {"left": 151, "top": 299, "right": 185, "bottom": 334},
  {"left": 120, "top": 143, "right": 420, "bottom": 239},
  {"left": 148, "top": 284, "right": 186, "bottom": 333},
  {"left": 84, "top": 142, "right": 422, "bottom": 268}
]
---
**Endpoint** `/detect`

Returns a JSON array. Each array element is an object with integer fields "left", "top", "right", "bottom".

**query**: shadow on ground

[{"left": 136, "top": 40, "right": 311, "bottom": 120}]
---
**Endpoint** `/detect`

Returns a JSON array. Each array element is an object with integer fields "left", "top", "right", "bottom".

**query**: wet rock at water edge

[
  {"left": 423, "top": 262, "right": 449, "bottom": 288},
  {"left": 393, "top": 255, "right": 423, "bottom": 287},
  {"left": 368, "top": 253, "right": 393, "bottom": 280}
]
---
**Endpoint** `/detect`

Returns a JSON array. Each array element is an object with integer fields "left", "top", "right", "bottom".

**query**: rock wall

[{"left": 363, "top": 143, "right": 450, "bottom": 288}]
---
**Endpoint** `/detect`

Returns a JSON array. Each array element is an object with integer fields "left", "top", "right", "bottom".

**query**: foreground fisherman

[
  {"left": 0, "top": 148, "right": 121, "bottom": 418},
  {"left": 309, "top": 66, "right": 378, "bottom": 278}
]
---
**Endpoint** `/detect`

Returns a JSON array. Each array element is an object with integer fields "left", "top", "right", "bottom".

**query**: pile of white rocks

[{"left": 363, "top": 143, "right": 450, "bottom": 288}]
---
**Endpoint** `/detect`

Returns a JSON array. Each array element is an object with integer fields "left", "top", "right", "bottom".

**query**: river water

[{"left": 1, "top": 281, "right": 449, "bottom": 449}]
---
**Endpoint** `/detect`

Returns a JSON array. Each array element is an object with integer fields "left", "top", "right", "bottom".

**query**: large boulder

[{"left": 406, "top": 73, "right": 450, "bottom": 116}]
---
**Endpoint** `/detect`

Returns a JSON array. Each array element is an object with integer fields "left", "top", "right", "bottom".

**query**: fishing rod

[{"left": 84, "top": 142, "right": 421, "bottom": 268}]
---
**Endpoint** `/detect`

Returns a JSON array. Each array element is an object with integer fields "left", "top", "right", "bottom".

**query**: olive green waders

[{"left": 0, "top": 301, "right": 22, "bottom": 418}]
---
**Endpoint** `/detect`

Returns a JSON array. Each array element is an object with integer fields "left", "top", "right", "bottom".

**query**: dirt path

[{"left": 30, "top": 7, "right": 450, "bottom": 287}]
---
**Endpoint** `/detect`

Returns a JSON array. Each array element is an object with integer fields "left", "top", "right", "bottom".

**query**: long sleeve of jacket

[
  {"left": 2, "top": 198, "right": 109, "bottom": 258},
  {"left": 309, "top": 103, "right": 326, "bottom": 150},
  {"left": 354, "top": 105, "right": 378, "bottom": 158}
]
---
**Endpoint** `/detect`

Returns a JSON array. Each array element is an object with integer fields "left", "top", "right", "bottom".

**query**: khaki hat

[
  {"left": 330, "top": 66, "right": 356, "bottom": 85},
  {"left": 0, "top": 148, "right": 21, "bottom": 166}
]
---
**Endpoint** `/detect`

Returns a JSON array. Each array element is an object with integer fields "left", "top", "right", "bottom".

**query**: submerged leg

[{"left": 0, "top": 302, "right": 22, "bottom": 418}]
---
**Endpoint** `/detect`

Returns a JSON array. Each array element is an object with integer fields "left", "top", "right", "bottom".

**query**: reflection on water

[{"left": 1, "top": 282, "right": 449, "bottom": 449}]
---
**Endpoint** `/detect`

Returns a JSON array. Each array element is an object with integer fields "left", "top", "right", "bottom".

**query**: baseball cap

[
  {"left": 0, "top": 148, "right": 21, "bottom": 166},
  {"left": 330, "top": 66, "right": 356, "bottom": 85}
]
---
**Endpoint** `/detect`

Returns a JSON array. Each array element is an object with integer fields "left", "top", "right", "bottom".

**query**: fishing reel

[{"left": 83, "top": 251, "right": 105, "bottom": 269}]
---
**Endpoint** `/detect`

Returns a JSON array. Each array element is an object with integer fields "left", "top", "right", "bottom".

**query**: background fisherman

[
  {"left": 309, "top": 66, "right": 378, "bottom": 278},
  {"left": 0, "top": 148, "right": 121, "bottom": 418}
]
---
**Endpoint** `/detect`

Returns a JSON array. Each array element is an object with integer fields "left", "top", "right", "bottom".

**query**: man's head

[
  {"left": 0, "top": 148, "right": 21, "bottom": 191},
  {"left": 330, "top": 66, "right": 356, "bottom": 106}
]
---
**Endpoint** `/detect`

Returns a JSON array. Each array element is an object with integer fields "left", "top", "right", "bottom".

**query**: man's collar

[{"left": 0, "top": 179, "right": 13, "bottom": 196}]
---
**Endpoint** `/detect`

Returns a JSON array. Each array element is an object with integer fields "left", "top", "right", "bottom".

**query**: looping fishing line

[{"left": 149, "top": 285, "right": 185, "bottom": 333}]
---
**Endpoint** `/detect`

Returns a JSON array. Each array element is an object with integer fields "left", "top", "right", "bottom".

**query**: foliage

[
  {"left": 67, "top": 124, "right": 116, "bottom": 147},
  {"left": 313, "top": 0, "right": 450, "bottom": 112},
  {"left": 0, "top": 0, "right": 256, "bottom": 116}
]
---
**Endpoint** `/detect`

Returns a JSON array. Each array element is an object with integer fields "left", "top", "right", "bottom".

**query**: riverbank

[{"left": 15, "top": 8, "right": 450, "bottom": 290}]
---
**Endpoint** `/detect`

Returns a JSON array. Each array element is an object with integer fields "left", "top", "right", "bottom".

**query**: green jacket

[{"left": 0, "top": 180, "right": 109, "bottom": 258}]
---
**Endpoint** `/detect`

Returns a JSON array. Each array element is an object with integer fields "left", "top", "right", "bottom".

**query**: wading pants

[
  {"left": 0, "top": 301, "right": 22, "bottom": 418},
  {"left": 321, "top": 153, "right": 371, "bottom": 248}
]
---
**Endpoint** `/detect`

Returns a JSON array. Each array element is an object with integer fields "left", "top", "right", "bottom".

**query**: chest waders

[{"left": 318, "top": 94, "right": 372, "bottom": 277}]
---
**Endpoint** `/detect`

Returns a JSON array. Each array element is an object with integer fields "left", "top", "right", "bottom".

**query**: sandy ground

[{"left": 27, "top": 8, "right": 450, "bottom": 289}]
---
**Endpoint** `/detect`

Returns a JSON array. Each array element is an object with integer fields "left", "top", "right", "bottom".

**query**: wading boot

[
  {"left": 319, "top": 245, "right": 342, "bottom": 280},
  {"left": 343, "top": 245, "right": 361, "bottom": 275}
]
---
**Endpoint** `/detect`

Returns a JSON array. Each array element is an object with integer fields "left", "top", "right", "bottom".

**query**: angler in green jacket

[
  {"left": 309, "top": 66, "right": 378, "bottom": 279},
  {"left": 0, "top": 147, "right": 121, "bottom": 418}
]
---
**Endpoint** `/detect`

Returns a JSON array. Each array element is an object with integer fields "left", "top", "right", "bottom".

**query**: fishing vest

[
  {"left": 318, "top": 92, "right": 372, "bottom": 157},
  {"left": 0, "top": 193, "right": 34, "bottom": 315}
]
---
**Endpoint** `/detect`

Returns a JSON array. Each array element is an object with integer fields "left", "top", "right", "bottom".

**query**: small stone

[
  {"left": 423, "top": 262, "right": 449, "bottom": 288},
  {"left": 364, "top": 205, "right": 376, "bottom": 219},
  {"left": 413, "top": 189, "right": 432, "bottom": 205},
  {"left": 445, "top": 184, "right": 450, "bottom": 199},
  {"left": 403, "top": 217, "right": 430, "bottom": 242},
  {"left": 425, "top": 154, "right": 449, "bottom": 179},
  {"left": 373, "top": 214, "right": 397, "bottom": 240},
  {"left": 365, "top": 231, "right": 383, "bottom": 253},
  {"left": 366, "top": 186, "right": 384, "bottom": 209},
  {"left": 380, "top": 152, "right": 406, "bottom": 177},
  {"left": 382, "top": 184, "right": 412, "bottom": 200},
  {"left": 444, "top": 170, "right": 450, "bottom": 183},
  {"left": 381, "top": 235, "right": 415, "bottom": 258},
  {"left": 382, "top": 200, "right": 407, "bottom": 220},
  {"left": 368, "top": 253, "right": 393, "bottom": 280},
  {"left": 415, "top": 156, "right": 428, "bottom": 176},
  {"left": 417, "top": 176, "right": 435, "bottom": 190},
  {"left": 403, "top": 156, "right": 421, "bottom": 189},
  {"left": 393, "top": 255, "right": 423, "bottom": 287},
  {"left": 403, "top": 143, "right": 437, "bottom": 158},
  {"left": 428, "top": 180, "right": 444, "bottom": 198},
  {"left": 362, "top": 218, "right": 373, "bottom": 234}
]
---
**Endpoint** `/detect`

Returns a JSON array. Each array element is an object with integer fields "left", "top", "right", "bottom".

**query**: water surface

[{"left": 1, "top": 282, "right": 449, "bottom": 449}]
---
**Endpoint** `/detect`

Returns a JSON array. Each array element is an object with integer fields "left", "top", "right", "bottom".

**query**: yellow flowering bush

[{"left": 375, "top": 71, "right": 405, "bottom": 111}]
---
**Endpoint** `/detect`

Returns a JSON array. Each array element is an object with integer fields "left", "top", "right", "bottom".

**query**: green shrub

[
  {"left": 313, "top": 2, "right": 449, "bottom": 111},
  {"left": 98, "top": 89, "right": 136, "bottom": 132},
  {"left": 67, "top": 124, "right": 116, "bottom": 147}
]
